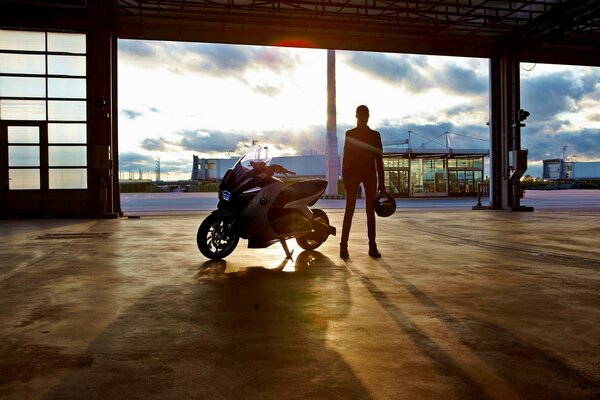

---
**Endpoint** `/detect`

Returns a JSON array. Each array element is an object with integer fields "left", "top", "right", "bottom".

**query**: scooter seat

[{"left": 273, "top": 179, "right": 327, "bottom": 208}]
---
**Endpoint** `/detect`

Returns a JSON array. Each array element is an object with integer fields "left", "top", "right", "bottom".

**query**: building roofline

[{"left": 383, "top": 148, "right": 489, "bottom": 157}]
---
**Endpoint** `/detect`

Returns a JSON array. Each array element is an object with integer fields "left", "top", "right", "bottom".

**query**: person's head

[{"left": 356, "top": 105, "right": 369, "bottom": 126}]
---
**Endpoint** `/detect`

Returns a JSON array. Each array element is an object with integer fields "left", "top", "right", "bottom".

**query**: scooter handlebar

[{"left": 270, "top": 164, "right": 296, "bottom": 176}]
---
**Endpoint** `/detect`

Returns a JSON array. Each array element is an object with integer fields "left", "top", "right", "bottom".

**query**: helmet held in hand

[{"left": 375, "top": 191, "right": 396, "bottom": 217}]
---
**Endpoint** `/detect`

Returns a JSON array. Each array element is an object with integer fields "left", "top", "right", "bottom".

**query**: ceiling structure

[
  {"left": 110, "top": 0, "right": 600, "bottom": 65},
  {"left": 1, "top": 1, "right": 599, "bottom": 64}
]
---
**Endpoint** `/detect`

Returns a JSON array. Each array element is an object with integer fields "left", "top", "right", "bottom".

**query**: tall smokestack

[
  {"left": 191, "top": 155, "right": 199, "bottom": 180},
  {"left": 325, "top": 49, "right": 339, "bottom": 196}
]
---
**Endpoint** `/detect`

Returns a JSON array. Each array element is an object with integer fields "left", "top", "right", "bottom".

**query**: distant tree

[{"left": 521, "top": 174, "right": 534, "bottom": 183}]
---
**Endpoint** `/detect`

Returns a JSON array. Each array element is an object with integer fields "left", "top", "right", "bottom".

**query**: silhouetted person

[{"left": 340, "top": 105, "right": 385, "bottom": 259}]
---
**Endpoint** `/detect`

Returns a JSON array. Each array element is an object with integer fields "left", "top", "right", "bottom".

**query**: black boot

[
  {"left": 368, "top": 242, "right": 381, "bottom": 258},
  {"left": 340, "top": 242, "right": 349, "bottom": 259}
]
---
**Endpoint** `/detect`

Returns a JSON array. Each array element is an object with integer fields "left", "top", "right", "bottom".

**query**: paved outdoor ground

[{"left": 121, "top": 189, "right": 600, "bottom": 213}]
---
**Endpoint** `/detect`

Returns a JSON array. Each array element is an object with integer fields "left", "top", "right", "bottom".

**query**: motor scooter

[{"left": 197, "top": 145, "right": 336, "bottom": 259}]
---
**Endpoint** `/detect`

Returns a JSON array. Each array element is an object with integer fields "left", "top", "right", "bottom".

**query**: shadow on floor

[{"left": 46, "top": 251, "right": 372, "bottom": 400}]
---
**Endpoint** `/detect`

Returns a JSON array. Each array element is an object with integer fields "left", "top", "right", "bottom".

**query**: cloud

[
  {"left": 118, "top": 151, "right": 156, "bottom": 171},
  {"left": 159, "top": 158, "right": 193, "bottom": 175},
  {"left": 140, "top": 137, "right": 172, "bottom": 152},
  {"left": 267, "top": 126, "right": 327, "bottom": 155},
  {"left": 121, "top": 109, "right": 143, "bottom": 119},
  {"left": 177, "top": 129, "right": 252, "bottom": 154},
  {"left": 118, "top": 151, "right": 192, "bottom": 177},
  {"left": 174, "top": 126, "right": 335, "bottom": 157},
  {"left": 519, "top": 67, "right": 600, "bottom": 164},
  {"left": 441, "top": 104, "right": 480, "bottom": 116},
  {"left": 375, "top": 120, "right": 488, "bottom": 149},
  {"left": 253, "top": 84, "right": 281, "bottom": 96},
  {"left": 178, "top": 42, "right": 296, "bottom": 75},
  {"left": 437, "top": 64, "right": 487, "bottom": 95},
  {"left": 523, "top": 128, "right": 600, "bottom": 161},
  {"left": 345, "top": 52, "right": 487, "bottom": 95},
  {"left": 175, "top": 126, "right": 330, "bottom": 157},
  {"left": 589, "top": 113, "right": 600, "bottom": 122},
  {"left": 580, "top": 69, "right": 600, "bottom": 96},
  {"left": 119, "top": 40, "right": 299, "bottom": 81},
  {"left": 347, "top": 52, "right": 430, "bottom": 91},
  {"left": 521, "top": 71, "right": 590, "bottom": 119},
  {"left": 120, "top": 106, "right": 160, "bottom": 120},
  {"left": 119, "top": 40, "right": 156, "bottom": 58}
]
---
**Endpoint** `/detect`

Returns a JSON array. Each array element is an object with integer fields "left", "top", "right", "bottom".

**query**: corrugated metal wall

[
  {"left": 200, "top": 155, "right": 327, "bottom": 179},
  {"left": 572, "top": 162, "right": 600, "bottom": 179}
]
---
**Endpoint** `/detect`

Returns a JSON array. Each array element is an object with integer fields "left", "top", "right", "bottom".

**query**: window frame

[{"left": 0, "top": 29, "right": 88, "bottom": 191}]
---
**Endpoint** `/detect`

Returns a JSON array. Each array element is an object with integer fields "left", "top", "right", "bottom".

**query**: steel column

[
  {"left": 488, "top": 49, "right": 532, "bottom": 211},
  {"left": 89, "top": 24, "right": 119, "bottom": 217},
  {"left": 489, "top": 55, "right": 503, "bottom": 209}
]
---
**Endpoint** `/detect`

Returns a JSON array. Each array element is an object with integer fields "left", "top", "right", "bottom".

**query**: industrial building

[
  {"left": 192, "top": 154, "right": 328, "bottom": 181},
  {"left": 383, "top": 149, "right": 487, "bottom": 197},
  {"left": 1, "top": 2, "right": 599, "bottom": 400},
  {"left": 193, "top": 145, "right": 488, "bottom": 197},
  {"left": 543, "top": 159, "right": 600, "bottom": 181}
]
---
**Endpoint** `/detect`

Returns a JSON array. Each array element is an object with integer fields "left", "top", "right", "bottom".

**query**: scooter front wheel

[
  {"left": 197, "top": 213, "right": 239, "bottom": 259},
  {"left": 296, "top": 209, "right": 330, "bottom": 251}
]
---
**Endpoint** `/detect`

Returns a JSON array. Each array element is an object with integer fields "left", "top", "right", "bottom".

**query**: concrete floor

[{"left": 0, "top": 209, "right": 599, "bottom": 399}]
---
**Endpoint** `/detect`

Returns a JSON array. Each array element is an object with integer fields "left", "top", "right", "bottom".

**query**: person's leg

[
  {"left": 362, "top": 175, "right": 380, "bottom": 257},
  {"left": 341, "top": 177, "right": 359, "bottom": 257}
]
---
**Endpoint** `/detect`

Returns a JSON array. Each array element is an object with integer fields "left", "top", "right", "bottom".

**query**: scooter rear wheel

[
  {"left": 296, "top": 209, "right": 330, "bottom": 251},
  {"left": 197, "top": 213, "right": 239, "bottom": 259}
]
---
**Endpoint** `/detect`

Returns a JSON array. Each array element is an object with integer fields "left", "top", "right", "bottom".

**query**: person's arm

[
  {"left": 342, "top": 132, "right": 350, "bottom": 175},
  {"left": 374, "top": 132, "right": 385, "bottom": 192}
]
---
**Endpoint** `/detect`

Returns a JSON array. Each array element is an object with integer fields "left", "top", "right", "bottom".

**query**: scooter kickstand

[{"left": 280, "top": 239, "right": 294, "bottom": 259}]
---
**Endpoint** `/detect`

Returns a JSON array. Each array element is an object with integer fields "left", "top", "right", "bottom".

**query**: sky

[{"left": 117, "top": 39, "right": 600, "bottom": 180}]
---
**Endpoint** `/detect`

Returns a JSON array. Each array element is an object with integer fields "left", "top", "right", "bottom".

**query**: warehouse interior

[
  {"left": 1, "top": 0, "right": 599, "bottom": 216},
  {"left": 1, "top": 1, "right": 599, "bottom": 399}
]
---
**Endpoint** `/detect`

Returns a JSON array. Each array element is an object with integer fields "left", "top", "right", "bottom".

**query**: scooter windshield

[
  {"left": 235, "top": 145, "right": 272, "bottom": 171},
  {"left": 220, "top": 145, "right": 273, "bottom": 194}
]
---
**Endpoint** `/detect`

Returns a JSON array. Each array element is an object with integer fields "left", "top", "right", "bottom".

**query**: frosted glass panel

[
  {"left": 48, "top": 55, "right": 86, "bottom": 76},
  {"left": 0, "top": 100, "right": 46, "bottom": 120},
  {"left": 0, "top": 53, "right": 45, "bottom": 74},
  {"left": 0, "top": 30, "right": 45, "bottom": 51},
  {"left": 48, "top": 101, "right": 86, "bottom": 121},
  {"left": 0, "top": 76, "right": 46, "bottom": 98},
  {"left": 48, "top": 78, "right": 86, "bottom": 99},
  {"left": 49, "top": 168, "right": 87, "bottom": 189},
  {"left": 48, "top": 123, "right": 86, "bottom": 143},
  {"left": 9, "top": 169, "right": 40, "bottom": 190},
  {"left": 49, "top": 146, "right": 87, "bottom": 166},
  {"left": 47, "top": 33, "right": 86, "bottom": 54},
  {"left": 9, "top": 146, "right": 40, "bottom": 166},
  {"left": 8, "top": 126, "right": 39, "bottom": 143}
]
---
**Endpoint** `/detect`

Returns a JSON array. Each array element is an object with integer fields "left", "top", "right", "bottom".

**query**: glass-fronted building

[{"left": 383, "top": 148, "right": 488, "bottom": 197}]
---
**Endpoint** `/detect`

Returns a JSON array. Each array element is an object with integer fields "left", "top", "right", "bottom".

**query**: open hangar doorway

[
  {"left": 115, "top": 38, "right": 498, "bottom": 213},
  {"left": 115, "top": 40, "right": 600, "bottom": 214}
]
